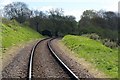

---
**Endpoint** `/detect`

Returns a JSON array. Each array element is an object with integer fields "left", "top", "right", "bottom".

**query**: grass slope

[
  {"left": 2, "top": 19, "right": 43, "bottom": 51},
  {"left": 62, "top": 35, "right": 118, "bottom": 78}
]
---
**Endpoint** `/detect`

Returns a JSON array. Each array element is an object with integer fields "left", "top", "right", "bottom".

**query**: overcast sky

[{"left": 0, "top": 0, "right": 119, "bottom": 21}]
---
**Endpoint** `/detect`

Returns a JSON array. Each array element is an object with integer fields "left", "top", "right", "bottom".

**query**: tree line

[
  {"left": 3, "top": 2, "right": 119, "bottom": 44},
  {"left": 78, "top": 10, "right": 118, "bottom": 41}
]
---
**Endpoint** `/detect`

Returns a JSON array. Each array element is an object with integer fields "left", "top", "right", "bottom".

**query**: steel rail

[
  {"left": 47, "top": 39, "right": 80, "bottom": 80},
  {"left": 28, "top": 38, "right": 80, "bottom": 80},
  {"left": 28, "top": 38, "right": 49, "bottom": 80}
]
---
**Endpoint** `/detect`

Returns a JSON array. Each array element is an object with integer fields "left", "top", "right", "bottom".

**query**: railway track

[{"left": 28, "top": 38, "right": 79, "bottom": 80}]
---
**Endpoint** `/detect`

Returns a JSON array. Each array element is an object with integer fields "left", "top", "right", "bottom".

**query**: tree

[
  {"left": 103, "top": 11, "right": 118, "bottom": 30},
  {"left": 4, "top": 2, "right": 31, "bottom": 23},
  {"left": 78, "top": 9, "right": 118, "bottom": 42},
  {"left": 79, "top": 10, "right": 97, "bottom": 26},
  {"left": 48, "top": 8, "right": 64, "bottom": 36}
]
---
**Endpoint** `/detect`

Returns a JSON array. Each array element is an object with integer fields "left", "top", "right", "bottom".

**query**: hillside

[
  {"left": 1, "top": 19, "right": 43, "bottom": 52},
  {"left": 62, "top": 35, "right": 118, "bottom": 78}
]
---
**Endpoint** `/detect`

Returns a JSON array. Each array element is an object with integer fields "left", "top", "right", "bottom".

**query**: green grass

[
  {"left": 1, "top": 19, "right": 43, "bottom": 51},
  {"left": 62, "top": 35, "right": 118, "bottom": 78}
]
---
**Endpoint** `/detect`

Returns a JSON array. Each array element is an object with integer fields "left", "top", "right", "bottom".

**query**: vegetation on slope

[
  {"left": 2, "top": 19, "right": 43, "bottom": 52},
  {"left": 62, "top": 35, "right": 118, "bottom": 78},
  {"left": 81, "top": 33, "right": 118, "bottom": 49}
]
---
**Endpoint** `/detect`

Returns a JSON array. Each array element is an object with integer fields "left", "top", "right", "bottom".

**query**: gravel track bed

[
  {"left": 32, "top": 39, "right": 70, "bottom": 79},
  {"left": 2, "top": 38, "right": 96, "bottom": 80}
]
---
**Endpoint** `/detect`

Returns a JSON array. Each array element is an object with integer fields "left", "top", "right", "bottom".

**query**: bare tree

[{"left": 4, "top": 2, "right": 31, "bottom": 23}]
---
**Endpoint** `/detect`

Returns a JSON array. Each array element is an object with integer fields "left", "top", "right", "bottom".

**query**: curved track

[{"left": 28, "top": 38, "right": 79, "bottom": 80}]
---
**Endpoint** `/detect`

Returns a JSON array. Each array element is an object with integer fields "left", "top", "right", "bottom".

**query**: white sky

[{"left": 0, "top": 0, "right": 119, "bottom": 21}]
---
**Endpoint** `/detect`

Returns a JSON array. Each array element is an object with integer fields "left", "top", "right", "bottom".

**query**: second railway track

[{"left": 28, "top": 38, "right": 79, "bottom": 80}]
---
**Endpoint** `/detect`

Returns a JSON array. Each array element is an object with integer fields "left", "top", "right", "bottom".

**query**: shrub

[
  {"left": 89, "top": 33, "right": 100, "bottom": 40},
  {"left": 102, "top": 39, "right": 118, "bottom": 49},
  {"left": 82, "top": 33, "right": 100, "bottom": 40},
  {"left": 82, "top": 33, "right": 118, "bottom": 49}
]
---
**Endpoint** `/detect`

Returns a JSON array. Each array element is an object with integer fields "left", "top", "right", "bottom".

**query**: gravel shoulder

[
  {"left": 2, "top": 39, "right": 39, "bottom": 78},
  {"left": 50, "top": 39, "right": 108, "bottom": 78}
]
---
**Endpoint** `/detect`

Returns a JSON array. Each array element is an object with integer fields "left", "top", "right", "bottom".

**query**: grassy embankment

[
  {"left": 1, "top": 19, "right": 43, "bottom": 53},
  {"left": 62, "top": 35, "right": 118, "bottom": 78}
]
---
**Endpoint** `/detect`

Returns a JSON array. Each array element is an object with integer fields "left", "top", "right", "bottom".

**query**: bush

[
  {"left": 102, "top": 39, "right": 118, "bottom": 49},
  {"left": 82, "top": 33, "right": 100, "bottom": 40},
  {"left": 82, "top": 33, "right": 118, "bottom": 49},
  {"left": 89, "top": 33, "right": 100, "bottom": 40}
]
